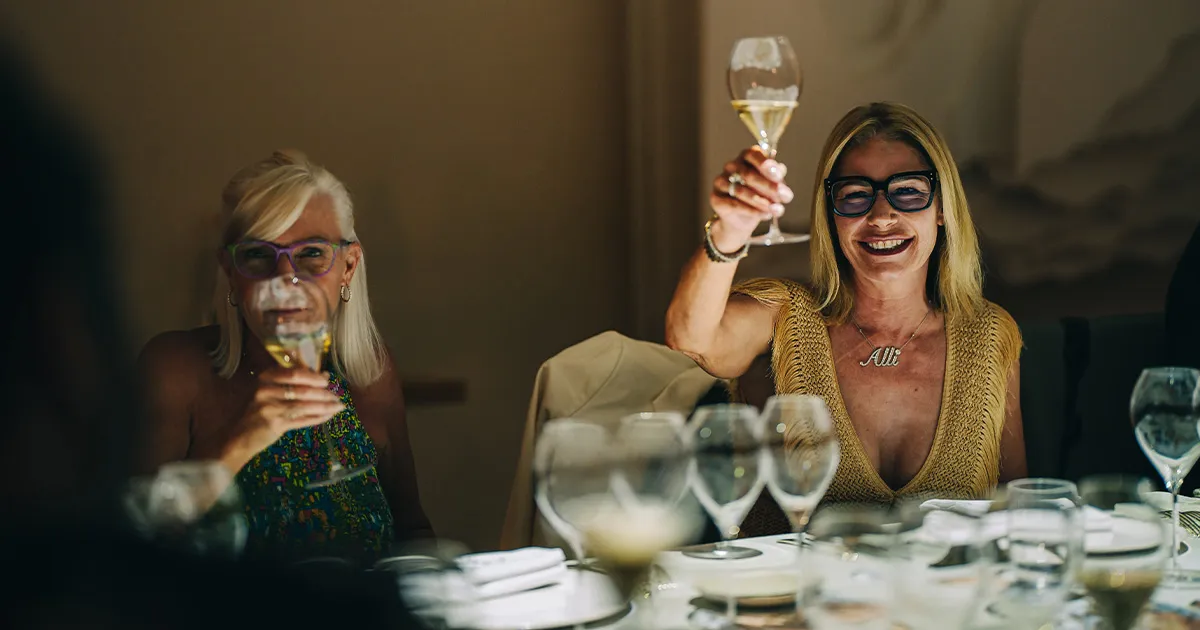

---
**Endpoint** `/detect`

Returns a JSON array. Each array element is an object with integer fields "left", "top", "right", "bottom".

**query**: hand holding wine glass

[
  {"left": 714, "top": 35, "right": 807, "bottom": 248},
  {"left": 252, "top": 275, "right": 370, "bottom": 489}
]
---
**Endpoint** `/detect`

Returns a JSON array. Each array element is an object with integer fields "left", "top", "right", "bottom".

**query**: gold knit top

[{"left": 734, "top": 278, "right": 1022, "bottom": 504}]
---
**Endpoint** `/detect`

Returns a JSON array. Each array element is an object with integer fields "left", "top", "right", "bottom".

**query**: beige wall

[{"left": 0, "top": 1, "right": 630, "bottom": 550}]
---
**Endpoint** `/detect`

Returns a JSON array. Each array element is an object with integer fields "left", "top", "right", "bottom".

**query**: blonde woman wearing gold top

[{"left": 666, "top": 102, "right": 1026, "bottom": 503}]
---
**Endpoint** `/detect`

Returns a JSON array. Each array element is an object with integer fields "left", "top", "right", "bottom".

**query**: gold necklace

[{"left": 852, "top": 310, "right": 931, "bottom": 368}]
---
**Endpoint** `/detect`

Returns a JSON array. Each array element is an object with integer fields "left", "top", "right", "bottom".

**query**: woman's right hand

[
  {"left": 223, "top": 367, "right": 344, "bottom": 470},
  {"left": 707, "top": 146, "right": 795, "bottom": 252}
]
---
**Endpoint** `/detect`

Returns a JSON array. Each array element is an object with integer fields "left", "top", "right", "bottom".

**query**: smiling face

[{"left": 830, "top": 137, "right": 943, "bottom": 286}]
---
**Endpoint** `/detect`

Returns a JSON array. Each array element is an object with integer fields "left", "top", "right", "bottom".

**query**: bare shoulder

[{"left": 137, "top": 326, "right": 219, "bottom": 394}]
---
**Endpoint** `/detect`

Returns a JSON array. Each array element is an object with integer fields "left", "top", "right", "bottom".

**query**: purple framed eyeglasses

[{"left": 226, "top": 238, "right": 352, "bottom": 279}]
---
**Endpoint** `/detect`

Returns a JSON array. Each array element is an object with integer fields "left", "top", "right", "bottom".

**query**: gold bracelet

[{"left": 703, "top": 217, "right": 749, "bottom": 263}]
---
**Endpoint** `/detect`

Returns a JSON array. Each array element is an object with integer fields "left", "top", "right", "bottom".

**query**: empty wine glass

[
  {"left": 799, "top": 504, "right": 895, "bottom": 630},
  {"left": 890, "top": 500, "right": 992, "bottom": 630},
  {"left": 684, "top": 404, "right": 765, "bottom": 561},
  {"left": 533, "top": 417, "right": 613, "bottom": 563},
  {"left": 1076, "top": 475, "right": 1169, "bottom": 630},
  {"left": 991, "top": 481, "right": 1078, "bottom": 629},
  {"left": 758, "top": 394, "right": 839, "bottom": 540},
  {"left": 727, "top": 35, "right": 808, "bottom": 246},
  {"left": 1130, "top": 366, "right": 1200, "bottom": 585},
  {"left": 252, "top": 275, "right": 371, "bottom": 489}
]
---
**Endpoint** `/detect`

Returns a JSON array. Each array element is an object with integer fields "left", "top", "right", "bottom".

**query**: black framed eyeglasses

[
  {"left": 824, "top": 170, "right": 938, "bottom": 218},
  {"left": 226, "top": 238, "right": 353, "bottom": 279}
]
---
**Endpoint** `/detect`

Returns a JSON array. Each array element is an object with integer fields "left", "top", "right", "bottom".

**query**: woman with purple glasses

[
  {"left": 667, "top": 102, "right": 1026, "bottom": 509},
  {"left": 136, "top": 150, "right": 431, "bottom": 563}
]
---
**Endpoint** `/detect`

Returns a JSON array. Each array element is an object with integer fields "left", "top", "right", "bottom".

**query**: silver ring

[
  {"left": 283, "top": 385, "right": 296, "bottom": 401},
  {"left": 727, "top": 172, "right": 745, "bottom": 198}
]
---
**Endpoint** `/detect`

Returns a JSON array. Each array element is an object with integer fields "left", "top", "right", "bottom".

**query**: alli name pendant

[
  {"left": 860, "top": 346, "right": 902, "bottom": 367},
  {"left": 852, "top": 310, "right": 931, "bottom": 369}
]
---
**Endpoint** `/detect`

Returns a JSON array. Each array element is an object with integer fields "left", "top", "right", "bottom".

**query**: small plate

[{"left": 694, "top": 569, "right": 801, "bottom": 608}]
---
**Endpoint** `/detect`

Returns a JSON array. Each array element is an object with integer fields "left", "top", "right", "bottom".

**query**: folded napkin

[
  {"left": 456, "top": 547, "right": 568, "bottom": 599},
  {"left": 398, "top": 547, "right": 569, "bottom": 605}
]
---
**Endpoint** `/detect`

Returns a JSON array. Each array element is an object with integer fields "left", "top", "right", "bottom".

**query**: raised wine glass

[
  {"left": 727, "top": 35, "right": 808, "bottom": 246},
  {"left": 252, "top": 275, "right": 371, "bottom": 489},
  {"left": 1130, "top": 366, "right": 1200, "bottom": 585}
]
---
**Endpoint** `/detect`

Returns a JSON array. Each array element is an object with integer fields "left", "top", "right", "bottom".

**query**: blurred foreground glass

[
  {"left": 990, "top": 479, "right": 1078, "bottom": 629},
  {"left": 379, "top": 539, "right": 476, "bottom": 630},
  {"left": 533, "top": 418, "right": 612, "bottom": 563},
  {"left": 799, "top": 504, "right": 894, "bottom": 630},
  {"left": 759, "top": 394, "right": 839, "bottom": 538},
  {"left": 123, "top": 460, "right": 247, "bottom": 559},
  {"left": 890, "top": 501, "right": 991, "bottom": 630},
  {"left": 1077, "top": 475, "right": 1169, "bottom": 630}
]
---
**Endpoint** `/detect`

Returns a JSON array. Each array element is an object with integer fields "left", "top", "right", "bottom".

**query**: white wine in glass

[
  {"left": 253, "top": 275, "right": 372, "bottom": 489},
  {"left": 727, "top": 35, "right": 808, "bottom": 246}
]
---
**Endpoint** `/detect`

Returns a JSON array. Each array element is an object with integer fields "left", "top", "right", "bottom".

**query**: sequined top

[
  {"left": 733, "top": 278, "right": 1022, "bottom": 503},
  {"left": 235, "top": 373, "right": 394, "bottom": 562}
]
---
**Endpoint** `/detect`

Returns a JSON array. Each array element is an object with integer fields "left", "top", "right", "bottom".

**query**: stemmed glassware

[
  {"left": 252, "top": 275, "right": 371, "bottom": 489},
  {"left": 684, "top": 404, "right": 765, "bottom": 561},
  {"left": 990, "top": 478, "right": 1079, "bottom": 628},
  {"left": 758, "top": 394, "right": 839, "bottom": 542},
  {"left": 727, "top": 35, "right": 808, "bottom": 246},
  {"left": 1076, "top": 475, "right": 1170, "bottom": 630},
  {"left": 1130, "top": 366, "right": 1200, "bottom": 585},
  {"left": 890, "top": 500, "right": 992, "bottom": 630},
  {"left": 532, "top": 417, "right": 613, "bottom": 564},
  {"left": 799, "top": 504, "right": 896, "bottom": 630}
]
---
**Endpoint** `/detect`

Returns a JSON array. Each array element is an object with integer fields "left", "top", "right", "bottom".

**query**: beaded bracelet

[{"left": 703, "top": 217, "right": 750, "bottom": 263}]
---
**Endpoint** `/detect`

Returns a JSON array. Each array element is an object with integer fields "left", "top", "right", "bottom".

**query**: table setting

[{"left": 378, "top": 364, "right": 1200, "bottom": 630}]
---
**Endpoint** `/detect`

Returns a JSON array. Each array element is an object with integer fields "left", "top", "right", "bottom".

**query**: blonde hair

[
  {"left": 808, "top": 102, "right": 984, "bottom": 324},
  {"left": 211, "top": 150, "right": 387, "bottom": 386}
]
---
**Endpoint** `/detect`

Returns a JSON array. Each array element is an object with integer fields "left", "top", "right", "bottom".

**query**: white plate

[
  {"left": 447, "top": 567, "right": 629, "bottom": 630},
  {"left": 978, "top": 512, "right": 1163, "bottom": 555},
  {"left": 693, "top": 569, "right": 801, "bottom": 607},
  {"left": 1084, "top": 516, "right": 1164, "bottom": 555}
]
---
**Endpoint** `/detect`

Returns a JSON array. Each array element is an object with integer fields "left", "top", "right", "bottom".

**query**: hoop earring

[
  {"left": 339, "top": 285, "right": 352, "bottom": 303},
  {"left": 227, "top": 290, "right": 238, "bottom": 307}
]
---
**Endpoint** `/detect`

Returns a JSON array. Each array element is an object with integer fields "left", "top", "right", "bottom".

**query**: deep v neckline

[{"left": 823, "top": 318, "right": 955, "bottom": 496}]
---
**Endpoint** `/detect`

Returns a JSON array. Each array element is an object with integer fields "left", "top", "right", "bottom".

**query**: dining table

[{"left": 446, "top": 530, "right": 1200, "bottom": 630}]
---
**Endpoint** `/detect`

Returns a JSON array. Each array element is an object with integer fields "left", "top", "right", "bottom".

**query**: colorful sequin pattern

[{"left": 235, "top": 373, "right": 394, "bottom": 562}]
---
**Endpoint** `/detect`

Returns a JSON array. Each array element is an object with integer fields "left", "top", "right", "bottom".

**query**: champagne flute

[
  {"left": 727, "top": 35, "right": 808, "bottom": 246},
  {"left": 1077, "top": 475, "right": 1169, "bottom": 630},
  {"left": 684, "top": 404, "right": 765, "bottom": 561},
  {"left": 253, "top": 275, "right": 371, "bottom": 489},
  {"left": 758, "top": 394, "right": 839, "bottom": 542},
  {"left": 1130, "top": 366, "right": 1200, "bottom": 585},
  {"left": 532, "top": 418, "right": 613, "bottom": 564}
]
